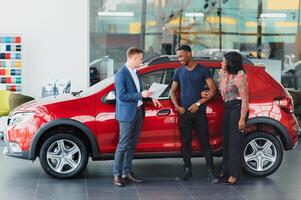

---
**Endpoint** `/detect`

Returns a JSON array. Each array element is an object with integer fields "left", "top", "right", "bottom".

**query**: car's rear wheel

[
  {"left": 39, "top": 133, "right": 88, "bottom": 179},
  {"left": 243, "top": 131, "right": 283, "bottom": 177}
]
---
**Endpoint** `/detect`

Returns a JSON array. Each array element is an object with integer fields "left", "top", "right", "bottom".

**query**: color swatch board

[{"left": 0, "top": 35, "right": 22, "bottom": 92}]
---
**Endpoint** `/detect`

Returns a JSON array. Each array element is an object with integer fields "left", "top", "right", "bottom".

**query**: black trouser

[
  {"left": 180, "top": 109, "right": 214, "bottom": 171},
  {"left": 222, "top": 99, "right": 244, "bottom": 178}
]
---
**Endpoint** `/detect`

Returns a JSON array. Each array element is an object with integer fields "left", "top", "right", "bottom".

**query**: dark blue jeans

[{"left": 113, "top": 108, "right": 144, "bottom": 177}]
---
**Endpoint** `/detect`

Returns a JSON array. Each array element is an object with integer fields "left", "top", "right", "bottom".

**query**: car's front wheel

[
  {"left": 243, "top": 131, "right": 283, "bottom": 177},
  {"left": 39, "top": 134, "right": 88, "bottom": 179}
]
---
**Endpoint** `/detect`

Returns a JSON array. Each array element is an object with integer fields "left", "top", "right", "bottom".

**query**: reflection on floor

[{"left": 0, "top": 139, "right": 300, "bottom": 200}]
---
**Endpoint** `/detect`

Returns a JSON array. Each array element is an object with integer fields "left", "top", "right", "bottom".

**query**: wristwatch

[{"left": 196, "top": 102, "right": 201, "bottom": 107}]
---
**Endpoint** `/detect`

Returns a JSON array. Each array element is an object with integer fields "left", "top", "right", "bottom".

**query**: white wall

[{"left": 0, "top": 0, "right": 89, "bottom": 97}]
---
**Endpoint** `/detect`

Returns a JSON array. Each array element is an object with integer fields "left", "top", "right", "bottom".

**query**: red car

[{"left": 2, "top": 56, "right": 299, "bottom": 179}]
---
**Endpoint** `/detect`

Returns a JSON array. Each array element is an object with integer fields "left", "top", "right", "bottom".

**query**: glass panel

[{"left": 89, "top": 0, "right": 301, "bottom": 92}]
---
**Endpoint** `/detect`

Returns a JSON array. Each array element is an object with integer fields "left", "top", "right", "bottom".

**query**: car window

[
  {"left": 81, "top": 75, "right": 114, "bottom": 97},
  {"left": 141, "top": 67, "right": 219, "bottom": 99},
  {"left": 141, "top": 69, "right": 174, "bottom": 99},
  {"left": 203, "top": 68, "right": 219, "bottom": 90},
  {"left": 211, "top": 68, "right": 220, "bottom": 87}
]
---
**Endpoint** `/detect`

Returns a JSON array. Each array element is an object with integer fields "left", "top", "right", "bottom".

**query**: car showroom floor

[{"left": 0, "top": 138, "right": 301, "bottom": 200}]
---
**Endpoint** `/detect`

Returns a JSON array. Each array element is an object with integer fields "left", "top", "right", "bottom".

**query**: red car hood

[{"left": 10, "top": 94, "right": 76, "bottom": 113}]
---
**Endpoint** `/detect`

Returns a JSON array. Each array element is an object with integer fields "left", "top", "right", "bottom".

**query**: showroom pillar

[
  {"left": 257, "top": 0, "right": 263, "bottom": 59},
  {"left": 217, "top": 0, "right": 222, "bottom": 51},
  {"left": 178, "top": 0, "right": 184, "bottom": 45},
  {"left": 295, "top": 0, "right": 301, "bottom": 61},
  {"left": 140, "top": 0, "right": 147, "bottom": 51}
]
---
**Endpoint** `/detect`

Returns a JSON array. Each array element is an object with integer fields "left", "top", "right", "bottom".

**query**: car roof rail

[{"left": 146, "top": 55, "right": 254, "bottom": 66}]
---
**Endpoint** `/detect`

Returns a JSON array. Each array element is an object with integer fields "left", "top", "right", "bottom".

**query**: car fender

[
  {"left": 247, "top": 117, "right": 293, "bottom": 150},
  {"left": 28, "top": 118, "right": 100, "bottom": 160}
]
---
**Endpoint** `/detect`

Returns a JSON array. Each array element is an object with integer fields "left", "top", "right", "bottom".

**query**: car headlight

[{"left": 8, "top": 112, "right": 35, "bottom": 126}]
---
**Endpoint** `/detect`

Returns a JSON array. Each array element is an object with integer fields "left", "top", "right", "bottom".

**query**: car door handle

[{"left": 157, "top": 109, "right": 171, "bottom": 116}]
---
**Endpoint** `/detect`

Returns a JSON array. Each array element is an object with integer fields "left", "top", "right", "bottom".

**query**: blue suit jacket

[{"left": 115, "top": 65, "right": 144, "bottom": 122}]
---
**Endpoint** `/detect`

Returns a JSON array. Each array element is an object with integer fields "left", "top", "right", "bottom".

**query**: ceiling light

[
  {"left": 260, "top": 13, "right": 287, "bottom": 18},
  {"left": 184, "top": 12, "right": 204, "bottom": 17},
  {"left": 97, "top": 12, "right": 134, "bottom": 17}
]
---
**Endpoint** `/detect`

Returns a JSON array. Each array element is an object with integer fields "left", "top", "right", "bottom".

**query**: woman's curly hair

[{"left": 224, "top": 51, "right": 243, "bottom": 74}]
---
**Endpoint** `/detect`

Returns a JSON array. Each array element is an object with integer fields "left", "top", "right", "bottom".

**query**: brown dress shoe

[
  {"left": 113, "top": 176, "right": 124, "bottom": 187},
  {"left": 122, "top": 172, "right": 144, "bottom": 183}
]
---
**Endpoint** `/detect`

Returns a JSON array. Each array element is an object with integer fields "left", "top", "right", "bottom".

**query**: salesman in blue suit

[{"left": 113, "top": 47, "right": 162, "bottom": 187}]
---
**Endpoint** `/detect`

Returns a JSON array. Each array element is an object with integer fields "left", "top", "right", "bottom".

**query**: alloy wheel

[
  {"left": 46, "top": 139, "right": 81, "bottom": 174},
  {"left": 244, "top": 137, "right": 277, "bottom": 172}
]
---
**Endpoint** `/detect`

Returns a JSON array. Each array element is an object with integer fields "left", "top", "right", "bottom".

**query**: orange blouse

[{"left": 219, "top": 69, "right": 249, "bottom": 118}]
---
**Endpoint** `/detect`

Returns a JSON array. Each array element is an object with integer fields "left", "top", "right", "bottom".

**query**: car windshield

[{"left": 81, "top": 75, "right": 115, "bottom": 97}]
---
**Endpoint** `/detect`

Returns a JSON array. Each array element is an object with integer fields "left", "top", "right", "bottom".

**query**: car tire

[
  {"left": 243, "top": 131, "right": 283, "bottom": 177},
  {"left": 39, "top": 133, "right": 88, "bottom": 179}
]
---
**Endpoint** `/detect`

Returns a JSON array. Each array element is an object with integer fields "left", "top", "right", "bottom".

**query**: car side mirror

[{"left": 103, "top": 91, "right": 116, "bottom": 104}]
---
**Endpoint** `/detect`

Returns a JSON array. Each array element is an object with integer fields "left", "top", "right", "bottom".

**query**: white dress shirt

[{"left": 126, "top": 65, "right": 143, "bottom": 107}]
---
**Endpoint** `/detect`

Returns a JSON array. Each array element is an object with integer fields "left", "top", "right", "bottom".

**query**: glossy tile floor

[{"left": 1, "top": 139, "right": 301, "bottom": 200}]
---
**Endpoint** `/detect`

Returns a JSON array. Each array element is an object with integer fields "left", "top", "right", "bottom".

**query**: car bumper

[
  {"left": 3, "top": 146, "right": 29, "bottom": 159},
  {"left": 1, "top": 129, "right": 30, "bottom": 160},
  {"left": 292, "top": 136, "right": 299, "bottom": 149}
]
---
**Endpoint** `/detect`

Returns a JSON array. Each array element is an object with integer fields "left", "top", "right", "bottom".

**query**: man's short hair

[
  {"left": 127, "top": 47, "right": 143, "bottom": 58},
  {"left": 176, "top": 44, "right": 191, "bottom": 52}
]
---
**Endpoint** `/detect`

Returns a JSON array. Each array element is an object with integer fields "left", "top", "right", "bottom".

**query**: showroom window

[{"left": 89, "top": 0, "right": 301, "bottom": 92}]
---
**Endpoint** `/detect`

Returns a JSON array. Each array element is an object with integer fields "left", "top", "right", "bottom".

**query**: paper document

[{"left": 148, "top": 82, "right": 169, "bottom": 98}]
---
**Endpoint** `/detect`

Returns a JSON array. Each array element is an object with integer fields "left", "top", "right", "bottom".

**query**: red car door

[
  {"left": 95, "top": 69, "right": 176, "bottom": 154},
  {"left": 138, "top": 69, "right": 176, "bottom": 152}
]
